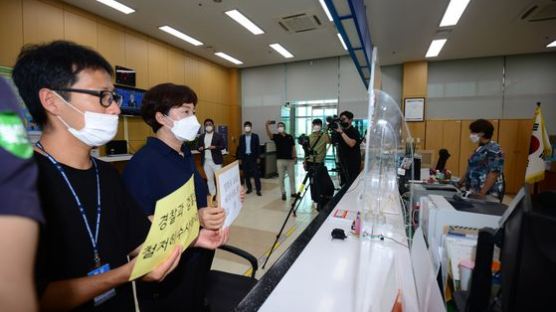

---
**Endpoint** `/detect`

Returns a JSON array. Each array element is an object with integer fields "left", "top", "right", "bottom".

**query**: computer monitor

[
  {"left": 498, "top": 186, "right": 556, "bottom": 311},
  {"left": 115, "top": 84, "right": 145, "bottom": 116}
]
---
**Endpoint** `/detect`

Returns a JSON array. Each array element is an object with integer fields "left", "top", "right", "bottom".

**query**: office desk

[{"left": 248, "top": 175, "right": 418, "bottom": 312}]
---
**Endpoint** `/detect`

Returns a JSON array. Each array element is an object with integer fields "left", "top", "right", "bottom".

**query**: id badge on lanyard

[
  {"left": 88, "top": 264, "right": 116, "bottom": 306},
  {"left": 36, "top": 142, "right": 116, "bottom": 306}
]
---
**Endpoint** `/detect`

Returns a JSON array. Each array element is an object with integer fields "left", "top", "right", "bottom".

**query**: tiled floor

[{"left": 211, "top": 163, "right": 325, "bottom": 279}]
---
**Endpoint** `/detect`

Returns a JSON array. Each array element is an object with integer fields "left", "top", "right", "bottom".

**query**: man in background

[
  {"left": 198, "top": 118, "right": 226, "bottom": 197},
  {"left": 266, "top": 120, "right": 296, "bottom": 201},
  {"left": 237, "top": 121, "right": 262, "bottom": 196}
]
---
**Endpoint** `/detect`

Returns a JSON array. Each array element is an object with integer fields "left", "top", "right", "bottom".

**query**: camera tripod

[{"left": 261, "top": 163, "right": 314, "bottom": 269}]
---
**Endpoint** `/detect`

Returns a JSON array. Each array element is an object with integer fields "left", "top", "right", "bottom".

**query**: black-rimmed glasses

[{"left": 54, "top": 88, "right": 122, "bottom": 108}]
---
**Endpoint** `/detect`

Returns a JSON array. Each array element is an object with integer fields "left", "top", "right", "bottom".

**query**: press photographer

[
  {"left": 332, "top": 111, "right": 362, "bottom": 187},
  {"left": 299, "top": 119, "right": 333, "bottom": 210}
]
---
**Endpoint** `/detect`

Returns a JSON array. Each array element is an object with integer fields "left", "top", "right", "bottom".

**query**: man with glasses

[{"left": 12, "top": 40, "right": 223, "bottom": 311}]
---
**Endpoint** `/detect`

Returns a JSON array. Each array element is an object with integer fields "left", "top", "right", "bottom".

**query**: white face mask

[
  {"left": 167, "top": 115, "right": 201, "bottom": 142},
  {"left": 277, "top": 126, "right": 285, "bottom": 133},
  {"left": 469, "top": 133, "right": 481, "bottom": 143},
  {"left": 54, "top": 92, "right": 118, "bottom": 147},
  {"left": 205, "top": 125, "right": 213, "bottom": 133},
  {"left": 244, "top": 126, "right": 251, "bottom": 133},
  {"left": 312, "top": 125, "right": 321, "bottom": 132}
]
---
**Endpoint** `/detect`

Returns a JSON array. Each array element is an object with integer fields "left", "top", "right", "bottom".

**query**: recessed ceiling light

[
  {"left": 269, "top": 43, "right": 294, "bottom": 58},
  {"left": 426, "top": 39, "right": 447, "bottom": 58},
  {"left": 319, "top": 0, "right": 333, "bottom": 22},
  {"left": 159, "top": 26, "right": 203, "bottom": 46},
  {"left": 337, "top": 33, "right": 347, "bottom": 50},
  {"left": 439, "top": 0, "right": 471, "bottom": 27},
  {"left": 96, "top": 0, "right": 135, "bottom": 14},
  {"left": 215, "top": 52, "right": 243, "bottom": 65},
  {"left": 225, "top": 10, "right": 264, "bottom": 35},
  {"left": 548, "top": 40, "right": 556, "bottom": 48}
]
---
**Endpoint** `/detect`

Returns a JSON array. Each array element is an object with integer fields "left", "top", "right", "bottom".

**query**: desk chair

[{"left": 205, "top": 245, "right": 258, "bottom": 312}]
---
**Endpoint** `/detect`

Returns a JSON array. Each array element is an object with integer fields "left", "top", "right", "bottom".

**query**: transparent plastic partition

[
  {"left": 354, "top": 89, "right": 415, "bottom": 312},
  {"left": 358, "top": 89, "right": 414, "bottom": 237}
]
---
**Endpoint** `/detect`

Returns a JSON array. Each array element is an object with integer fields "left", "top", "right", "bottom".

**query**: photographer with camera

[
  {"left": 333, "top": 111, "right": 362, "bottom": 187},
  {"left": 303, "top": 119, "right": 333, "bottom": 210},
  {"left": 266, "top": 120, "right": 297, "bottom": 201}
]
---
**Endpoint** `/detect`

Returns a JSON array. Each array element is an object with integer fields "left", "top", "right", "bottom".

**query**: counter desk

[{"left": 237, "top": 174, "right": 419, "bottom": 312}]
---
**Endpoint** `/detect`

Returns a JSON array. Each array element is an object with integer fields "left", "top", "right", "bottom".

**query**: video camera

[
  {"left": 326, "top": 115, "right": 340, "bottom": 130},
  {"left": 297, "top": 134, "right": 314, "bottom": 156}
]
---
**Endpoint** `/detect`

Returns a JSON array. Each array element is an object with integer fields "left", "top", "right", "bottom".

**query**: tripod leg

[
  {"left": 262, "top": 171, "right": 311, "bottom": 269},
  {"left": 262, "top": 202, "right": 297, "bottom": 269}
]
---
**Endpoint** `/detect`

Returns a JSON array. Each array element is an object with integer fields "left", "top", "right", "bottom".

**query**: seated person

[
  {"left": 122, "top": 83, "right": 228, "bottom": 311},
  {"left": 458, "top": 119, "right": 505, "bottom": 202}
]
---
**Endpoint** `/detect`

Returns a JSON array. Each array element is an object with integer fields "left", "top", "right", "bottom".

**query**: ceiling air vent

[
  {"left": 521, "top": 1, "right": 556, "bottom": 22},
  {"left": 278, "top": 13, "right": 322, "bottom": 33}
]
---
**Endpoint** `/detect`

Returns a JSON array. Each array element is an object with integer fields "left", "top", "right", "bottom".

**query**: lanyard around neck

[{"left": 36, "top": 142, "right": 103, "bottom": 267}]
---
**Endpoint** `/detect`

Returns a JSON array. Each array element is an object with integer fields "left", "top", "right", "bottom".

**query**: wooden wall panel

[
  {"left": 402, "top": 61, "right": 428, "bottom": 98},
  {"left": 0, "top": 0, "right": 23, "bottom": 67},
  {"left": 426, "top": 120, "right": 462, "bottom": 175},
  {"left": 406, "top": 122, "right": 426, "bottom": 150},
  {"left": 63, "top": 11, "right": 97, "bottom": 49},
  {"left": 96, "top": 23, "right": 125, "bottom": 70},
  {"left": 498, "top": 119, "right": 532, "bottom": 194},
  {"left": 23, "top": 0, "right": 64, "bottom": 44},
  {"left": 167, "top": 47, "right": 185, "bottom": 85},
  {"left": 124, "top": 33, "right": 148, "bottom": 89},
  {"left": 184, "top": 54, "right": 200, "bottom": 93},
  {"left": 147, "top": 40, "right": 168, "bottom": 87},
  {"left": 5, "top": 0, "right": 235, "bottom": 159}
]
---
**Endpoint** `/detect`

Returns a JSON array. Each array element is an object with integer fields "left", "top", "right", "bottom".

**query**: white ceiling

[
  {"left": 62, "top": 0, "right": 347, "bottom": 68},
  {"left": 62, "top": 0, "right": 556, "bottom": 68},
  {"left": 367, "top": 0, "right": 556, "bottom": 65}
]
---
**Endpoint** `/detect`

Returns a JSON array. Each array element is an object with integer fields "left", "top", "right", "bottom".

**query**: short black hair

[
  {"left": 312, "top": 119, "right": 323, "bottom": 126},
  {"left": 141, "top": 83, "right": 198, "bottom": 132},
  {"left": 277, "top": 121, "right": 285, "bottom": 127},
  {"left": 340, "top": 111, "right": 354, "bottom": 120},
  {"left": 469, "top": 119, "right": 494, "bottom": 139},
  {"left": 12, "top": 40, "right": 113, "bottom": 126},
  {"left": 204, "top": 118, "right": 214, "bottom": 125},
  {"left": 244, "top": 121, "right": 252, "bottom": 127}
]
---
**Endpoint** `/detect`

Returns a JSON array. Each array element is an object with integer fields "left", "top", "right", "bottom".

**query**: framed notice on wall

[{"left": 404, "top": 98, "right": 425, "bottom": 121}]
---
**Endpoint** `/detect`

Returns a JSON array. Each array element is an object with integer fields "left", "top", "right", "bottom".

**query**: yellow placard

[{"left": 129, "top": 176, "right": 200, "bottom": 280}]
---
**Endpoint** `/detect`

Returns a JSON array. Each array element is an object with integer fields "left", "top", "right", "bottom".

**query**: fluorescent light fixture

[
  {"left": 439, "top": 0, "right": 471, "bottom": 27},
  {"left": 159, "top": 26, "right": 203, "bottom": 46},
  {"left": 269, "top": 43, "right": 294, "bottom": 58},
  {"left": 426, "top": 39, "right": 447, "bottom": 57},
  {"left": 225, "top": 10, "right": 264, "bottom": 35},
  {"left": 319, "top": 0, "right": 333, "bottom": 22},
  {"left": 548, "top": 40, "right": 556, "bottom": 48},
  {"left": 337, "top": 33, "right": 347, "bottom": 50},
  {"left": 96, "top": 0, "right": 135, "bottom": 14},
  {"left": 215, "top": 52, "right": 243, "bottom": 65}
]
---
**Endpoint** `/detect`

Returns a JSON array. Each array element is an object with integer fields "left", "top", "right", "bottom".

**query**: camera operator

[
  {"left": 303, "top": 119, "right": 332, "bottom": 210},
  {"left": 333, "top": 111, "right": 362, "bottom": 186}
]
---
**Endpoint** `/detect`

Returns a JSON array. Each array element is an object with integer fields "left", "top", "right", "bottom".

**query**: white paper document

[{"left": 215, "top": 161, "right": 242, "bottom": 227}]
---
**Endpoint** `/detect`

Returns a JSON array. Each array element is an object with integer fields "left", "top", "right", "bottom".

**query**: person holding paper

[
  {"left": 11, "top": 41, "right": 192, "bottom": 311},
  {"left": 197, "top": 118, "right": 226, "bottom": 197},
  {"left": 122, "top": 83, "right": 229, "bottom": 311}
]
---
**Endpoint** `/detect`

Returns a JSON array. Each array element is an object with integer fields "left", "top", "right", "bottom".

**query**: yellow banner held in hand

[{"left": 129, "top": 176, "right": 200, "bottom": 281}]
